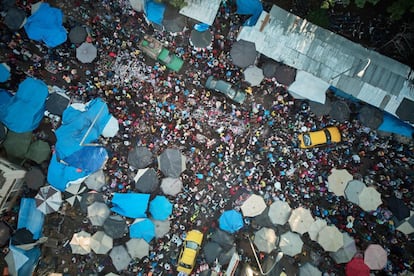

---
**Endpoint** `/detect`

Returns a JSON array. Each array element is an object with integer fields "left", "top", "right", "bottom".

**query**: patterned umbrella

[
  {"left": 35, "top": 185, "right": 62, "bottom": 214},
  {"left": 63, "top": 182, "right": 88, "bottom": 207}
]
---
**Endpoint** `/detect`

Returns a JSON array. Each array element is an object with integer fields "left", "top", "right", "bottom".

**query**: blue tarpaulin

[
  {"left": 144, "top": 0, "right": 165, "bottom": 25},
  {"left": 111, "top": 193, "right": 150, "bottom": 218},
  {"left": 130, "top": 218, "right": 155, "bottom": 243},
  {"left": 17, "top": 198, "right": 45, "bottom": 240},
  {"left": 219, "top": 209, "right": 244, "bottom": 233},
  {"left": 194, "top": 23, "right": 210, "bottom": 32},
  {"left": 0, "top": 78, "right": 48, "bottom": 133},
  {"left": 149, "top": 196, "right": 172, "bottom": 220},
  {"left": 5, "top": 245, "right": 41, "bottom": 276},
  {"left": 236, "top": 0, "right": 263, "bottom": 26},
  {"left": 24, "top": 3, "right": 67, "bottom": 48},
  {"left": 379, "top": 112, "right": 414, "bottom": 138},
  {"left": 47, "top": 153, "right": 90, "bottom": 191},
  {"left": 0, "top": 63, "right": 10, "bottom": 82}
]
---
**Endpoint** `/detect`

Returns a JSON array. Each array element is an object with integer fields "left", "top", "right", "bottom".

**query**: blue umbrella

[
  {"left": 149, "top": 196, "right": 172, "bottom": 221},
  {"left": 130, "top": 218, "right": 155, "bottom": 243},
  {"left": 219, "top": 210, "right": 244, "bottom": 233}
]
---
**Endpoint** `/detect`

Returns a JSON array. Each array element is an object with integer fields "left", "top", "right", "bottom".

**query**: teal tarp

[
  {"left": 17, "top": 198, "right": 44, "bottom": 240},
  {"left": 111, "top": 193, "right": 150, "bottom": 218}
]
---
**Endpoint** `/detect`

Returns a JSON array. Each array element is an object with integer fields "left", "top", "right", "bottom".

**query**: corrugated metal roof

[
  {"left": 237, "top": 5, "right": 413, "bottom": 120},
  {"left": 179, "top": 0, "right": 221, "bottom": 25}
]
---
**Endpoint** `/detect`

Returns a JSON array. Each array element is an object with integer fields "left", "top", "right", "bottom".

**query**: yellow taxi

[
  {"left": 177, "top": 230, "right": 204, "bottom": 275},
  {"left": 298, "top": 126, "right": 341, "bottom": 148}
]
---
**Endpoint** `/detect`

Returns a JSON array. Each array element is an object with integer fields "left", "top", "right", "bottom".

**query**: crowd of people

[{"left": 1, "top": 0, "right": 413, "bottom": 275}]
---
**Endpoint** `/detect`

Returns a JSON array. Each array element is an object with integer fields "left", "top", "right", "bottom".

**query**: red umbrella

[{"left": 346, "top": 258, "right": 370, "bottom": 276}]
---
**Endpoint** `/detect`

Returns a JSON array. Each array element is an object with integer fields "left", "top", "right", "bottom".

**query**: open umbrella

[
  {"left": 309, "top": 98, "right": 332, "bottom": 117},
  {"left": 130, "top": 218, "right": 155, "bottom": 243},
  {"left": 241, "top": 194, "right": 267, "bottom": 217},
  {"left": 110, "top": 245, "right": 131, "bottom": 271},
  {"left": 90, "top": 231, "right": 113, "bottom": 255},
  {"left": 396, "top": 212, "right": 414, "bottom": 235},
  {"left": 307, "top": 218, "right": 327, "bottom": 241},
  {"left": 279, "top": 231, "right": 303, "bottom": 257},
  {"left": 268, "top": 200, "right": 291, "bottom": 226},
  {"left": 127, "top": 146, "right": 153, "bottom": 169},
  {"left": 76, "top": 42, "right": 97, "bottom": 63},
  {"left": 162, "top": 5, "right": 186, "bottom": 32},
  {"left": 0, "top": 221, "right": 11, "bottom": 247},
  {"left": 160, "top": 177, "right": 183, "bottom": 196},
  {"left": 317, "top": 225, "right": 343, "bottom": 252},
  {"left": 134, "top": 168, "right": 159, "bottom": 193},
  {"left": 300, "top": 263, "right": 322, "bottom": 276},
  {"left": 35, "top": 185, "right": 62, "bottom": 214},
  {"left": 253, "top": 227, "right": 278, "bottom": 254},
  {"left": 3, "top": 131, "right": 32, "bottom": 159},
  {"left": 203, "top": 241, "right": 223, "bottom": 264},
  {"left": 358, "top": 186, "right": 382, "bottom": 212},
  {"left": 151, "top": 219, "right": 170, "bottom": 238},
  {"left": 288, "top": 207, "right": 315, "bottom": 235},
  {"left": 364, "top": 244, "right": 387, "bottom": 270},
  {"left": 24, "top": 140, "right": 50, "bottom": 164},
  {"left": 84, "top": 169, "right": 106, "bottom": 191},
  {"left": 63, "top": 182, "right": 88, "bottom": 207},
  {"left": 328, "top": 168, "right": 353, "bottom": 197},
  {"left": 346, "top": 257, "right": 370, "bottom": 276},
  {"left": 243, "top": 66, "right": 264, "bottom": 87},
  {"left": 126, "top": 238, "right": 149, "bottom": 259},
  {"left": 358, "top": 105, "right": 383, "bottom": 129},
  {"left": 103, "top": 215, "right": 128, "bottom": 239},
  {"left": 157, "top": 148, "right": 186, "bottom": 178},
  {"left": 70, "top": 230, "right": 91, "bottom": 255},
  {"left": 190, "top": 30, "right": 213, "bottom": 48},
  {"left": 210, "top": 229, "right": 235, "bottom": 251},
  {"left": 4, "top": 7, "right": 26, "bottom": 30},
  {"left": 344, "top": 180, "right": 366, "bottom": 205},
  {"left": 149, "top": 195, "right": 172, "bottom": 221},
  {"left": 45, "top": 91, "right": 70, "bottom": 116},
  {"left": 24, "top": 167, "right": 45, "bottom": 190},
  {"left": 80, "top": 191, "right": 105, "bottom": 214},
  {"left": 262, "top": 61, "right": 279, "bottom": 78},
  {"left": 329, "top": 100, "right": 351, "bottom": 122},
  {"left": 88, "top": 202, "right": 110, "bottom": 226},
  {"left": 69, "top": 26, "right": 87, "bottom": 44},
  {"left": 219, "top": 210, "right": 244, "bottom": 234},
  {"left": 253, "top": 207, "right": 273, "bottom": 228},
  {"left": 387, "top": 196, "right": 410, "bottom": 221},
  {"left": 230, "top": 39, "right": 257, "bottom": 68},
  {"left": 330, "top": 232, "right": 357, "bottom": 264}
]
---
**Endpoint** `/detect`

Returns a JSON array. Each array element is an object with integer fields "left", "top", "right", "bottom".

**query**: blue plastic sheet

[
  {"left": 149, "top": 196, "right": 172, "bottom": 220},
  {"left": 219, "top": 209, "right": 244, "bottom": 233},
  {"left": 0, "top": 63, "right": 11, "bottom": 82},
  {"left": 6, "top": 245, "right": 41, "bottom": 276},
  {"left": 63, "top": 146, "right": 108, "bottom": 173},
  {"left": 379, "top": 112, "right": 414, "bottom": 138},
  {"left": 236, "top": 0, "right": 263, "bottom": 26},
  {"left": 111, "top": 193, "right": 150, "bottom": 218},
  {"left": 24, "top": 3, "right": 67, "bottom": 48},
  {"left": 0, "top": 78, "right": 48, "bottom": 133},
  {"left": 130, "top": 218, "right": 155, "bottom": 243},
  {"left": 17, "top": 198, "right": 44, "bottom": 240},
  {"left": 194, "top": 23, "right": 210, "bottom": 32},
  {"left": 145, "top": 0, "right": 165, "bottom": 26}
]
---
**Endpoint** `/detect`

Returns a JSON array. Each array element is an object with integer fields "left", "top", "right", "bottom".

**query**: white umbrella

[
  {"left": 241, "top": 194, "right": 267, "bottom": 217},
  {"left": 110, "top": 245, "right": 131, "bottom": 271},
  {"left": 358, "top": 186, "right": 382, "bottom": 212},
  {"left": 126, "top": 238, "right": 149, "bottom": 259},
  {"left": 152, "top": 219, "right": 171, "bottom": 238},
  {"left": 279, "top": 231, "right": 303, "bottom": 257},
  {"left": 76, "top": 42, "right": 97, "bottom": 63},
  {"left": 90, "top": 231, "right": 113, "bottom": 255},
  {"left": 299, "top": 262, "right": 322, "bottom": 276},
  {"left": 244, "top": 66, "right": 264, "bottom": 87},
  {"left": 84, "top": 169, "right": 106, "bottom": 191},
  {"left": 70, "top": 230, "right": 91, "bottom": 255},
  {"left": 87, "top": 202, "right": 110, "bottom": 226},
  {"left": 316, "top": 225, "right": 343, "bottom": 252},
  {"left": 161, "top": 177, "right": 183, "bottom": 196},
  {"left": 268, "top": 200, "right": 291, "bottom": 226},
  {"left": 253, "top": 227, "right": 277, "bottom": 254},
  {"left": 35, "top": 185, "right": 62, "bottom": 214},
  {"left": 330, "top": 232, "right": 357, "bottom": 263},
  {"left": 307, "top": 218, "right": 327, "bottom": 241},
  {"left": 328, "top": 168, "right": 353, "bottom": 197},
  {"left": 288, "top": 207, "right": 315, "bottom": 235},
  {"left": 344, "top": 180, "right": 366, "bottom": 205}
]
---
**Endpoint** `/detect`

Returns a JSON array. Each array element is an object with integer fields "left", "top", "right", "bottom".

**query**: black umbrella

[
  {"left": 69, "top": 26, "right": 88, "bottom": 44},
  {"left": 274, "top": 65, "right": 297, "bottom": 86},
  {"left": 230, "top": 40, "right": 257, "bottom": 68},
  {"left": 45, "top": 92, "right": 70, "bottom": 116},
  {"left": 103, "top": 215, "right": 128, "bottom": 239},
  {"left": 24, "top": 167, "right": 45, "bottom": 190},
  {"left": 4, "top": 7, "right": 26, "bottom": 30},
  {"left": 210, "top": 229, "right": 234, "bottom": 251},
  {"left": 127, "top": 146, "right": 153, "bottom": 169},
  {"left": 134, "top": 168, "right": 159, "bottom": 193},
  {"left": 79, "top": 192, "right": 104, "bottom": 214},
  {"left": 358, "top": 105, "right": 383, "bottom": 129},
  {"left": 0, "top": 221, "right": 11, "bottom": 247},
  {"left": 387, "top": 196, "right": 410, "bottom": 221},
  {"left": 253, "top": 207, "right": 274, "bottom": 228},
  {"left": 203, "top": 241, "right": 223, "bottom": 264},
  {"left": 11, "top": 228, "right": 35, "bottom": 245},
  {"left": 329, "top": 100, "right": 351, "bottom": 122},
  {"left": 262, "top": 61, "right": 279, "bottom": 78},
  {"left": 309, "top": 98, "right": 332, "bottom": 117},
  {"left": 190, "top": 30, "right": 213, "bottom": 48},
  {"left": 396, "top": 97, "right": 414, "bottom": 124}
]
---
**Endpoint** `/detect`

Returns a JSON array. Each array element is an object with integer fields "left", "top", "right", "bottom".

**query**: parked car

[
  {"left": 298, "top": 126, "right": 341, "bottom": 148},
  {"left": 177, "top": 230, "right": 204, "bottom": 275},
  {"left": 138, "top": 35, "right": 184, "bottom": 72},
  {"left": 205, "top": 76, "right": 246, "bottom": 104}
]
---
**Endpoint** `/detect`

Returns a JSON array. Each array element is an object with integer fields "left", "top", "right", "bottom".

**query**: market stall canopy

[
  {"left": 127, "top": 146, "right": 153, "bottom": 169},
  {"left": 309, "top": 98, "right": 332, "bottom": 117},
  {"left": 230, "top": 39, "right": 257, "bottom": 68},
  {"left": 235, "top": 0, "right": 263, "bottom": 26},
  {"left": 396, "top": 97, "right": 414, "bottom": 124},
  {"left": 0, "top": 63, "right": 11, "bottom": 82},
  {"left": 329, "top": 100, "right": 351, "bottom": 122},
  {"left": 203, "top": 241, "right": 223, "bottom": 264},
  {"left": 160, "top": 177, "right": 183, "bottom": 196},
  {"left": 103, "top": 215, "right": 128, "bottom": 239},
  {"left": 279, "top": 231, "right": 303, "bottom": 257},
  {"left": 87, "top": 202, "right": 110, "bottom": 226},
  {"left": 84, "top": 169, "right": 106, "bottom": 191},
  {"left": 24, "top": 167, "right": 45, "bottom": 191},
  {"left": 307, "top": 218, "right": 327, "bottom": 241},
  {"left": 358, "top": 186, "right": 382, "bottom": 212},
  {"left": 24, "top": 140, "right": 51, "bottom": 164},
  {"left": 144, "top": 0, "right": 165, "bottom": 26},
  {"left": 130, "top": 0, "right": 144, "bottom": 12},
  {"left": 299, "top": 263, "right": 322, "bottom": 276},
  {"left": 288, "top": 71, "right": 329, "bottom": 104},
  {"left": 63, "top": 182, "right": 88, "bottom": 207},
  {"left": 5, "top": 245, "right": 40, "bottom": 276},
  {"left": 130, "top": 218, "right": 156, "bottom": 243},
  {"left": 210, "top": 229, "right": 235, "bottom": 251},
  {"left": 219, "top": 210, "right": 244, "bottom": 234},
  {"left": 4, "top": 7, "right": 26, "bottom": 31},
  {"left": 151, "top": 219, "right": 171, "bottom": 238},
  {"left": 364, "top": 244, "right": 387, "bottom": 270},
  {"left": 2, "top": 131, "right": 32, "bottom": 159},
  {"left": 149, "top": 195, "right": 172, "bottom": 221},
  {"left": 344, "top": 180, "right": 366, "bottom": 205},
  {"left": 80, "top": 191, "right": 105, "bottom": 213},
  {"left": 346, "top": 257, "right": 370, "bottom": 276},
  {"left": 387, "top": 196, "right": 410, "bottom": 221},
  {"left": 358, "top": 105, "right": 383, "bottom": 129},
  {"left": 17, "top": 198, "right": 44, "bottom": 240},
  {"left": 0, "top": 221, "right": 11, "bottom": 247}
]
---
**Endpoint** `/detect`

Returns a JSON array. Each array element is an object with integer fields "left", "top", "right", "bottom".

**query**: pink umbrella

[{"left": 364, "top": 244, "right": 387, "bottom": 270}]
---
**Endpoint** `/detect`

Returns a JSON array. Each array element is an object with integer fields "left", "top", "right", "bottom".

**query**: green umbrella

[
  {"left": 24, "top": 140, "right": 51, "bottom": 164},
  {"left": 3, "top": 130, "right": 32, "bottom": 159}
]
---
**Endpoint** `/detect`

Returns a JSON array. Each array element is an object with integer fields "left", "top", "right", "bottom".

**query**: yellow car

[
  {"left": 177, "top": 230, "right": 204, "bottom": 275},
  {"left": 298, "top": 126, "right": 341, "bottom": 148}
]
